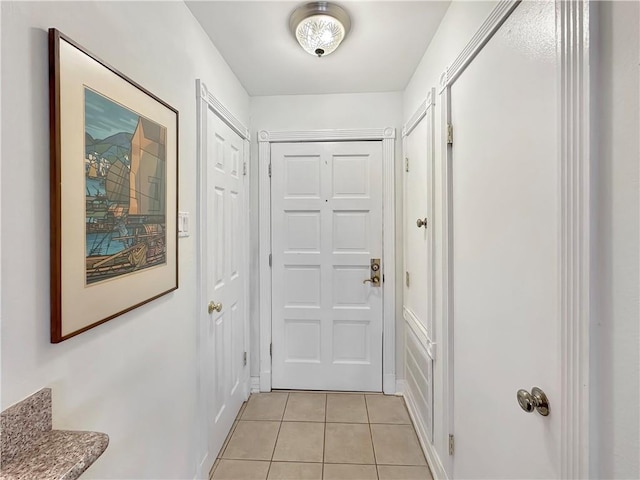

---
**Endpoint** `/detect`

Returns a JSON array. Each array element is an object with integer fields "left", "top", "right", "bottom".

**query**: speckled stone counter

[{"left": 0, "top": 389, "right": 108, "bottom": 480}]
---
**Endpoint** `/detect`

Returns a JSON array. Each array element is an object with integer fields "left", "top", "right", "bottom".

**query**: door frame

[
  {"left": 438, "top": 1, "right": 591, "bottom": 478},
  {"left": 258, "top": 128, "right": 397, "bottom": 394},
  {"left": 195, "top": 79, "right": 251, "bottom": 476}
]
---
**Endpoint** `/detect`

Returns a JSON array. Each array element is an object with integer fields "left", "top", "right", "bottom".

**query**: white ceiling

[{"left": 186, "top": 1, "right": 451, "bottom": 96}]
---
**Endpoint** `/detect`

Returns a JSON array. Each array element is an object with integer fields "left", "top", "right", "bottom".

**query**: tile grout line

[
  {"left": 364, "top": 394, "right": 380, "bottom": 480},
  {"left": 266, "top": 392, "right": 289, "bottom": 479},
  {"left": 322, "top": 393, "right": 327, "bottom": 479}
]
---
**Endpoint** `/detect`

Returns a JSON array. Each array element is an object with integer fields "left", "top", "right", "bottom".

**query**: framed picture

[{"left": 49, "top": 29, "right": 178, "bottom": 343}]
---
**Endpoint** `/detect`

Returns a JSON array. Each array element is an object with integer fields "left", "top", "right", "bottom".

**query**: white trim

[
  {"left": 438, "top": 1, "right": 591, "bottom": 477},
  {"left": 402, "top": 89, "right": 435, "bottom": 138},
  {"left": 258, "top": 136, "right": 272, "bottom": 393},
  {"left": 403, "top": 387, "right": 448, "bottom": 480},
  {"left": 242, "top": 135, "right": 251, "bottom": 401},
  {"left": 250, "top": 376, "right": 260, "bottom": 394},
  {"left": 557, "top": 1, "right": 590, "bottom": 477},
  {"left": 403, "top": 307, "right": 435, "bottom": 360},
  {"left": 258, "top": 128, "right": 396, "bottom": 394},
  {"left": 258, "top": 128, "right": 395, "bottom": 144},
  {"left": 440, "top": 82, "right": 454, "bottom": 477},
  {"left": 196, "top": 452, "right": 213, "bottom": 480},
  {"left": 383, "top": 374, "right": 396, "bottom": 395},
  {"left": 439, "top": 0, "right": 521, "bottom": 92},
  {"left": 198, "top": 81, "right": 249, "bottom": 141}
]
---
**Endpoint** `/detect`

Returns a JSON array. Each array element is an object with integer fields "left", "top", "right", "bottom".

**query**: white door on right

[{"left": 451, "top": 1, "right": 560, "bottom": 478}]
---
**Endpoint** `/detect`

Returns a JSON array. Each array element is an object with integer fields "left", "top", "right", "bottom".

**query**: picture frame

[{"left": 49, "top": 28, "right": 178, "bottom": 343}]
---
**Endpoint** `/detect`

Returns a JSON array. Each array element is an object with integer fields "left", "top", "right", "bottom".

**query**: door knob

[
  {"left": 416, "top": 218, "right": 428, "bottom": 228},
  {"left": 516, "top": 387, "right": 550, "bottom": 416},
  {"left": 363, "top": 258, "right": 381, "bottom": 287},
  {"left": 208, "top": 301, "right": 222, "bottom": 314}
]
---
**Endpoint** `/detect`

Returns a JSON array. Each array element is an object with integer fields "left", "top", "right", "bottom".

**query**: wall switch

[{"left": 178, "top": 211, "right": 190, "bottom": 237}]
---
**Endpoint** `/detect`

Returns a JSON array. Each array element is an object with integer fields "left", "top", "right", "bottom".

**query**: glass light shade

[{"left": 294, "top": 14, "right": 346, "bottom": 57}]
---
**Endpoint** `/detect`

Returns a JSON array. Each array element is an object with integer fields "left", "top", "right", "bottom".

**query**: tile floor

[{"left": 210, "top": 392, "right": 433, "bottom": 480}]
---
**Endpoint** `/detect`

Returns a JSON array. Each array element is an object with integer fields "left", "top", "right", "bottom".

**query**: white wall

[
  {"left": 248, "top": 92, "right": 404, "bottom": 383},
  {"left": 591, "top": 2, "right": 640, "bottom": 478},
  {"left": 0, "top": 2, "right": 249, "bottom": 478},
  {"left": 401, "top": 2, "right": 497, "bottom": 476}
]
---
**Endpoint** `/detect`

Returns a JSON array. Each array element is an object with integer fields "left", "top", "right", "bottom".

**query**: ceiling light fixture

[{"left": 289, "top": 2, "right": 351, "bottom": 58}]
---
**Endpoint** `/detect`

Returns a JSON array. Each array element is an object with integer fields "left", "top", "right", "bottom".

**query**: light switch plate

[{"left": 178, "top": 211, "right": 189, "bottom": 237}]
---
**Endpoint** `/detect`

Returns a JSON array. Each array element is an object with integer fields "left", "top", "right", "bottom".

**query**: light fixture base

[{"left": 289, "top": 2, "right": 351, "bottom": 57}]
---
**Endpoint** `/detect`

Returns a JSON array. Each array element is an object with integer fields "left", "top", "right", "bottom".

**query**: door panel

[
  {"left": 403, "top": 97, "right": 435, "bottom": 443},
  {"left": 451, "top": 1, "right": 560, "bottom": 478},
  {"left": 271, "top": 141, "right": 383, "bottom": 391},
  {"left": 205, "top": 111, "right": 246, "bottom": 459},
  {"left": 404, "top": 115, "right": 433, "bottom": 340}
]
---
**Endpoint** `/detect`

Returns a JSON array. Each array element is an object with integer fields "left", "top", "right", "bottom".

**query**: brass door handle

[
  {"left": 208, "top": 301, "right": 222, "bottom": 314},
  {"left": 416, "top": 218, "right": 428, "bottom": 228},
  {"left": 363, "top": 277, "right": 380, "bottom": 285}
]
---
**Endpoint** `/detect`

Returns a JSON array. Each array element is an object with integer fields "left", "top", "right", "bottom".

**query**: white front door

[
  {"left": 450, "top": 1, "right": 561, "bottom": 477},
  {"left": 204, "top": 112, "right": 246, "bottom": 460},
  {"left": 271, "top": 141, "right": 383, "bottom": 391}
]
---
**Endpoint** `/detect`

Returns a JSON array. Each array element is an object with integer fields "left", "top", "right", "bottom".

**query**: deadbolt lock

[{"left": 363, "top": 258, "right": 381, "bottom": 287}]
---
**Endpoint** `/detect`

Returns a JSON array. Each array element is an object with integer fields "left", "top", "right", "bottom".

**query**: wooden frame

[
  {"left": 49, "top": 29, "right": 179, "bottom": 343},
  {"left": 258, "top": 128, "right": 397, "bottom": 394}
]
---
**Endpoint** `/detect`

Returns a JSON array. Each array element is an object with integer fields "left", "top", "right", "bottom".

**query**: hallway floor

[{"left": 210, "top": 392, "right": 432, "bottom": 480}]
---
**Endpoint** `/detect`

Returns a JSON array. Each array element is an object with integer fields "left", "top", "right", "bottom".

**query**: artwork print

[
  {"left": 84, "top": 88, "right": 167, "bottom": 284},
  {"left": 50, "top": 28, "right": 178, "bottom": 343}
]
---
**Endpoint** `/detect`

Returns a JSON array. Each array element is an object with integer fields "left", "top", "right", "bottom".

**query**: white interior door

[
  {"left": 403, "top": 98, "right": 435, "bottom": 442},
  {"left": 271, "top": 141, "right": 383, "bottom": 391},
  {"left": 450, "top": 1, "right": 560, "bottom": 477},
  {"left": 404, "top": 113, "right": 434, "bottom": 341},
  {"left": 204, "top": 112, "right": 246, "bottom": 460}
]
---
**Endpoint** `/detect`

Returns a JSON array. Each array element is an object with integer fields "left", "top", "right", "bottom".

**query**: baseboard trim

[
  {"left": 196, "top": 451, "right": 212, "bottom": 480},
  {"left": 259, "top": 371, "right": 271, "bottom": 392},
  {"left": 402, "top": 385, "right": 448, "bottom": 480},
  {"left": 250, "top": 376, "right": 260, "bottom": 393},
  {"left": 383, "top": 374, "right": 396, "bottom": 394}
]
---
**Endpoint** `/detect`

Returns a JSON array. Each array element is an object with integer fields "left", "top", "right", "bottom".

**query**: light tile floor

[{"left": 210, "top": 392, "right": 433, "bottom": 480}]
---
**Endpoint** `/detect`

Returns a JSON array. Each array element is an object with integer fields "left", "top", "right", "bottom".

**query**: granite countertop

[
  {"left": 0, "top": 430, "right": 108, "bottom": 480},
  {"left": 1, "top": 389, "right": 109, "bottom": 480}
]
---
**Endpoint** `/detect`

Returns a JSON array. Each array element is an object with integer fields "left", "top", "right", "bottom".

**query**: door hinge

[
  {"left": 268, "top": 163, "right": 272, "bottom": 177},
  {"left": 447, "top": 123, "right": 454, "bottom": 145},
  {"left": 406, "top": 271, "right": 410, "bottom": 288},
  {"left": 243, "top": 351, "right": 247, "bottom": 366},
  {"left": 405, "top": 157, "right": 409, "bottom": 173},
  {"left": 243, "top": 161, "right": 247, "bottom": 176},
  {"left": 449, "top": 434, "right": 455, "bottom": 455},
  {"left": 269, "top": 253, "right": 272, "bottom": 267},
  {"left": 270, "top": 343, "right": 272, "bottom": 357}
]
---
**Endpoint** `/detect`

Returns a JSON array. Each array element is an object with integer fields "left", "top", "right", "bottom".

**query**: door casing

[
  {"left": 196, "top": 80, "right": 251, "bottom": 477},
  {"left": 258, "top": 128, "right": 397, "bottom": 394}
]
